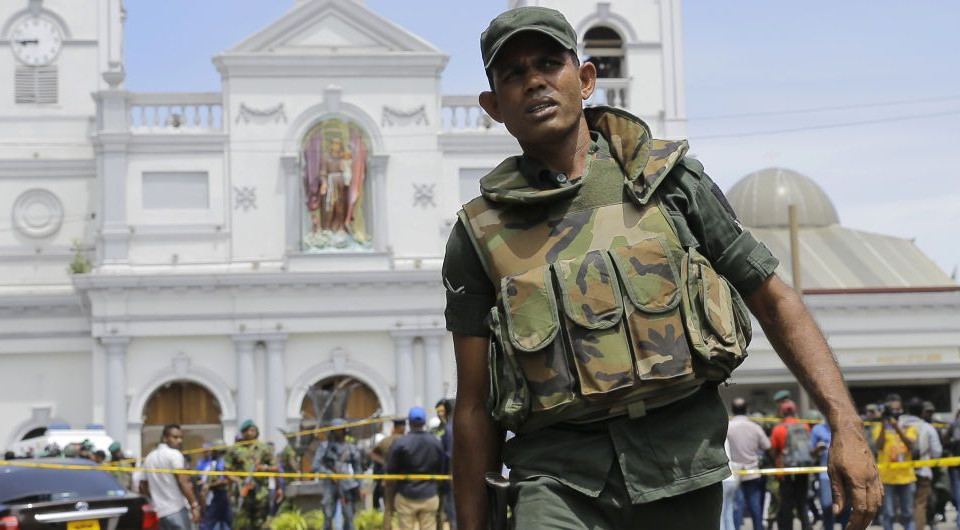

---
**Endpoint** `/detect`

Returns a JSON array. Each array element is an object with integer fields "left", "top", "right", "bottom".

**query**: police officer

[
  {"left": 313, "top": 418, "right": 362, "bottom": 530},
  {"left": 443, "top": 7, "right": 882, "bottom": 529},
  {"left": 226, "top": 420, "right": 277, "bottom": 530}
]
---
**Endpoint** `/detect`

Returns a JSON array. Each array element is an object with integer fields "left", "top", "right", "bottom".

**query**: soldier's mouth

[{"left": 525, "top": 97, "right": 558, "bottom": 118}]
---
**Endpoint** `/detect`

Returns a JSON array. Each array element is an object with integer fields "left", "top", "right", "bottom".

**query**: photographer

[{"left": 873, "top": 394, "right": 918, "bottom": 530}]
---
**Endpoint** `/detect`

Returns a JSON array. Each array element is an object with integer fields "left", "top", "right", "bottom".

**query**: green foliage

[
  {"left": 269, "top": 510, "right": 308, "bottom": 530},
  {"left": 268, "top": 507, "right": 325, "bottom": 530},
  {"left": 68, "top": 239, "right": 91, "bottom": 274},
  {"left": 353, "top": 508, "right": 384, "bottom": 529},
  {"left": 303, "top": 509, "right": 325, "bottom": 529}
]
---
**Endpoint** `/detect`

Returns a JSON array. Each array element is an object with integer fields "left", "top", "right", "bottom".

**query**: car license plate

[{"left": 67, "top": 520, "right": 100, "bottom": 530}]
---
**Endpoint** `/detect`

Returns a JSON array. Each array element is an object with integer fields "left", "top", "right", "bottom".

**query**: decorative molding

[
  {"left": 0, "top": 159, "right": 95, "bottom": 179},
  {"left": 438, "top": 131, "right": 519, "bottom": 155},
  {"left": 235, "top": 103, "right": 287, "bottom": 124},
  {"left": 12, "top": 188, "right": 64, "bottom": 239},
  {"left": 381, "top": 105, "right": 428, "bottom": 127},
  {"left": 213, "top": 54, "right": 448, "bottom": 79},
  {"left": 412, "top": 183, "right": 436, "bottom": 208},
  {"left": 234, "top": 186, "right": 257, "bottom": 211}
]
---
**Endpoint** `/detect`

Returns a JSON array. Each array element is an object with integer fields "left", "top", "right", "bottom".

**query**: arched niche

[{"left": 281, "top": 86, "right": 389, "bottom": 255}]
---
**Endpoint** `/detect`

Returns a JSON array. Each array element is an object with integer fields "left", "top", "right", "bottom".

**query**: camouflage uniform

[
  {"left": 443, "top": 107, "right": 780, "bottom": 527},
  {"left": 226, "top": 441, "right": 276, "bottom": 530}
]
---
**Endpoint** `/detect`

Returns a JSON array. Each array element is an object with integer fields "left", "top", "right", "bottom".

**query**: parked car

[{"left": 0, "top": 458, "right": 157, "bottom": 529}]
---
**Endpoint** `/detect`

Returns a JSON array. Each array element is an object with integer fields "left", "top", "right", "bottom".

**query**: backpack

[{"left": 781, "top": 423, "right": 814, "bottom": 467}]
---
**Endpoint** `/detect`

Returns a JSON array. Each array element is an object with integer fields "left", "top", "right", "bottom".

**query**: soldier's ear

[
  {"left": 579, "top": 60, "right": 597, "bottom": 101},
  {"left": 479, "top": 91, "right": 503, "bottom": 123}
]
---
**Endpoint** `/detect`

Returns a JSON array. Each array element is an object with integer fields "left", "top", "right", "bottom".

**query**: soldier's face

[
  {"left": 480, "top": 32, "right": 596, "bottom": 146},
  {"left": 243, "top": 427, "right": 259, "bottom": 441}
]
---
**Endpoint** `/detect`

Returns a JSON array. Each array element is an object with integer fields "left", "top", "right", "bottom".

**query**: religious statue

[{"left": 301, "top": 119, "right": 372, "bottom": 251}]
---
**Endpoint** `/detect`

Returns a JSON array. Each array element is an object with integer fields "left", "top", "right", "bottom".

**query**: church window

[
  {"left": 15, "top": 65, "right": 58, "bottom": 104},
  {"left": 583, "top": 26, "right": 624, "bottom": 79},
  {"left": 300, "top": 118, "right": 374, "bottom": 252}
]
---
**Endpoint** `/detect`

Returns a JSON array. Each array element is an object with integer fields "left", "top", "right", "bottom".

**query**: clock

[{"left": 10, "top": 17, "right": 62, "bottom": 66}]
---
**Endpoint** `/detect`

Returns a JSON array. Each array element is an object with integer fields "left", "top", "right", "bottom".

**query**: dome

[{"left": 725, "top": 167, "right": 839, "bottom": 228}]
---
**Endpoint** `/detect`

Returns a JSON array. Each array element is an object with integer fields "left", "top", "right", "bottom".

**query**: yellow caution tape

[
  {"left": 745, "top": 417, "right": 948, "bottom": 428},
  {"left": 113, "top": 415, "right": 404, "bottom": 465},
  {"left": 0, "top": 459, "right": 451, "bottom": 481},
  {"left": 736, "top": 456, "right": 960, "bottom": 477},
  {"left": 8, "top": 456, "right": 960, "bottom": 481}
]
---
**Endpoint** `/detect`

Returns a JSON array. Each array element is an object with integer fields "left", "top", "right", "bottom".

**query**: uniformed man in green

[
  {"left": 226, "top": 419, "right": 278, "bottom": 529},
  {"left": 444, "top": 7, "right": 883, "bottom": 529}
]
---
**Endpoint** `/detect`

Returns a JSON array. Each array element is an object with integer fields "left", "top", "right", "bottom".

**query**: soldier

[
  {"left": 226, "top": 420, "right": 278, "bottom": 530},
  {"left": 313, "top": 418, "right": 362, "bottom": 530},
  {"left": 107, "top": 441, "right": 130, "bottom": 489},
  {"left": 444, "top": 7, "right": 883, "bottom": 529}
]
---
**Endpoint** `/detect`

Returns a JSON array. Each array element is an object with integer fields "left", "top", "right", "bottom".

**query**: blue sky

[{"left": 124, "top": 0, "right": 960, "bottom": 277}]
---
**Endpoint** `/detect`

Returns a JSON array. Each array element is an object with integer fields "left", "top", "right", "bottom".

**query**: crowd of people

[
  {"left": 724, "top": 390, "right": 960, "bottom": 530},
  {"left": 0, "top": 399, "right": 455, "bottom": 530}
]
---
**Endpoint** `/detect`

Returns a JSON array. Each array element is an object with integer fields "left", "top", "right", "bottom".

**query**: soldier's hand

[{"left": 828, "top": 422, "right": 882, "bottom": 530}]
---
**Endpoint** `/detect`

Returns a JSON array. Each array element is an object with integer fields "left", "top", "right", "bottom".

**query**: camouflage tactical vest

[{"left": 459, "top": 107, "right": 752, "bottom": 434}]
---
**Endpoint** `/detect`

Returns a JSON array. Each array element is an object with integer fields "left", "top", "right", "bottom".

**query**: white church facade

[{"left": 1, "top": 0, "right": 957, "bottom": 455}]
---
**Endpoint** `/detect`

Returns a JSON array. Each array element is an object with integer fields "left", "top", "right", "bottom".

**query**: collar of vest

[{"left": 478, "top": 106, "right": 689, "bottom": 206}]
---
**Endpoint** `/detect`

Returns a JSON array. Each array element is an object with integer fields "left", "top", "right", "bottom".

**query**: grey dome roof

[{"left": 726, "top": 167, "right": 839, "bottom": 228}]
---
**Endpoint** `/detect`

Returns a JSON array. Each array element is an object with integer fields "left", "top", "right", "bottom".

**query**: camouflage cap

[{"left": 481, "top": 7, "right": 578, "bottom": 70}]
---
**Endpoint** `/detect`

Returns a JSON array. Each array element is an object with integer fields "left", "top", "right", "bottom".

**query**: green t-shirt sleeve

[
  {"left": 442, "top": 219, "right": 496, "bottom": 337},
  {"left": 660, "top": 158, "right": 780, "bottom": 297}
]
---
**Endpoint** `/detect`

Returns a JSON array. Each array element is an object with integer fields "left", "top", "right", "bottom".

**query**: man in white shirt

[
  {"left": 141, "top": 424, "right": 201, "bottom": 529},
  {"left": 726, "top": 398, "right": 771, "bottom": 530}
]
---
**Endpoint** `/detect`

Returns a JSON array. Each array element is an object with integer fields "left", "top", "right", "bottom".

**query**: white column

[
  {"left": 102, "top": 337, "right": 130, "bottom": 443},
  {"left": 951, "top": 379, "right": 960, "bottom": 417},
  {"left": 392, "top": 333, "right": 416, "bottom": 416},
  {"left": 424, "top": 334, "right": 445, "bottom": 411},
  {"left": 264, "top": 335, "right": 288, "bottom": 447},
  {"left": 233, "top": 337, "right": 257, "bottom": 427}
]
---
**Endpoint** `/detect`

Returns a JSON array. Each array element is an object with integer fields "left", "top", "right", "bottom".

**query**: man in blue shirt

[
  {"left": 196, "top": 441, "right": 231, "bottom": 530},
  {"left": 811, "top": 418, "right": 852, "bottom": 529},
  {"left": 388, "top": 406, "right": 445, "bottom": 530}
]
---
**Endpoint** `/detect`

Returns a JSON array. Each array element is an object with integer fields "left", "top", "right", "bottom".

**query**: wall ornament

[
  {"left": 233, "top": 186, "right": 257, "bottom": 211},
  {"left": 12, "top": 188, "right": 64, "bottom": 239},
  {"left": 236, "top": 103, "right": 287, "bottom": 124},
  {"left": 381, "top": 105, "right": 429, "bottom": 127},
  {"left": 412, "top": 183, "right": 436, "bottom": 208}
]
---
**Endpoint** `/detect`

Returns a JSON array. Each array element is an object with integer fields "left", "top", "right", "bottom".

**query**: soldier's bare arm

[
  {"left": 452, "top": 333, "right": 502, "bottom": 530},
  {"left": 746, "top": 274, "right": 882, "bottom": 530}
]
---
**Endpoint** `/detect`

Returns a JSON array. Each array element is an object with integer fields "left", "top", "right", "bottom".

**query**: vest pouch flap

[
  {"left": 500, "top": 266, "right": 561, "bottom": 352},
  {"left": 698, "top": 264, "right": 737, "bottom": 346},
  {"left": 609, "top": 239, "right": 693, "bottom": 382},
  {"left": 500, "top": 265, "right": 577, "bottom": 413},
  {"left": 553, "top": 250, "right": 624, "bottom": 329},
  {"left": 609, "top": 236, "right": 682, "bottom": 314},
  {"left": 554, "top": 250, "right": 635, "bottom": 397}
]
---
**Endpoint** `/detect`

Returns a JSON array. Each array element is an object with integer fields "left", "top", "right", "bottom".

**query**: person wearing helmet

[{"left": 313, "top": 418, "right": 362, "bottom": 530}]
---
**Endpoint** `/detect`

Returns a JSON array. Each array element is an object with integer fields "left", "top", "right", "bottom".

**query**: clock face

[{"left": 10, "top": 17, "right": 62, "bottom": 66}]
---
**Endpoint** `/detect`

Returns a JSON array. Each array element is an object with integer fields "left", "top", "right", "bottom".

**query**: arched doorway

[
  {"left": 141, "top": 381, "right": 223, "bottom": 455},
  {"left": 295, "top": 375, "right": 382, "bottom": 471}
]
